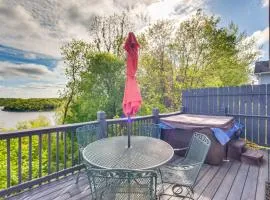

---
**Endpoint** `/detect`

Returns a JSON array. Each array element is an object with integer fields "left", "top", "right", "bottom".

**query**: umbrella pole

[{"left": 128, "top": 115, "right": 131, "bottom": 148}]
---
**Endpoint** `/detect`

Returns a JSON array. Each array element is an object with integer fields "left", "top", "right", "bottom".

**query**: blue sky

[
  {"left": 0, "top": 45, "right": 57, "bottom": 68},
  {"left": 210, "top": 0, "right": 269, "bottom": 59},
  {"left": 0, "top": 0, "right": 269, "bottom": 98},
  {"left": 210, "top": 0, "right": 268, "bottom": 34}
]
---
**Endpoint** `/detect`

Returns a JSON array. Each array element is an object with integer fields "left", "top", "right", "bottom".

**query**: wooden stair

[
  {"left": 227, "top": 139, "right": 246, "bottom": 160},
  {"left": 241, "top": 149, "right": 264, "bottom": 165},
  {"left": 227, "top": 139, "right": 263, "bottom": 165}
]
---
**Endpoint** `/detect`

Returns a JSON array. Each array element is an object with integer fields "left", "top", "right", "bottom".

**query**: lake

[{"left": 0, "top": 107, "right": 56, "bottom": 130}]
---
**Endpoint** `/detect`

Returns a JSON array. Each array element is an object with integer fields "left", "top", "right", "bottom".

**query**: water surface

[{"left": 0, "top": 107, "right": 56, "bottom": 130}]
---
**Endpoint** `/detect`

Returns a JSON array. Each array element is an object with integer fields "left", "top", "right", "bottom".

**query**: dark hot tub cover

[{"left": 160, "top": 114, "right": 234, "bottom": 130}]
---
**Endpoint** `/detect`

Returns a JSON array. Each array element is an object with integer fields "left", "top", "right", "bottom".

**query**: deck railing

[{"left": 0, "top": 109, "right": 180, "bottom": 197}]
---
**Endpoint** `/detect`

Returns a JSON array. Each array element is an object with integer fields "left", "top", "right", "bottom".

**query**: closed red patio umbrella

[{"left": 122, "top": 32, "right": 142, "bottom": 148}]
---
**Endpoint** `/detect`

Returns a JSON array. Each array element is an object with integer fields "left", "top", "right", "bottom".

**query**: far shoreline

[
  {"left": 0, "top": 98, "right": 61, "bottom": 113},
  {"left": 1, "top": 108, "right": 57, "bottom": 113},
  {"left": 0, "top": 106, "right": 56, "bottom": 113}
]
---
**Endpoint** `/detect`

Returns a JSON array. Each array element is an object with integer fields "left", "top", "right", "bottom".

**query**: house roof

[{"left": 254, "top": 60, "right": 269, "bottom": 74}]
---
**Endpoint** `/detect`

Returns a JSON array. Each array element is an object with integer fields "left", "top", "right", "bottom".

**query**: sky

[{"left": 0, "top": 0, "right": 269, "bottom": 98}]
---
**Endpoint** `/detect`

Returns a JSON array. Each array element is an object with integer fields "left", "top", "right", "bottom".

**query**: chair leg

[
  {"left": 172, "top": 185, "right": 194, "bottom": 200},
  {"left": 76, "top": 156, "right": 84, "bottom": 184},
  {"left": 159, "top": 184, "right": 194, "bottom": 200},
  {"left": 157, "top": 168, "right": 165, "bottom": 194},
  {"left": 76, "top": 163, "right": 87, "bottom": 184},
  {"left": 75, "top": 171, "right": 80, "bottom": 184}
]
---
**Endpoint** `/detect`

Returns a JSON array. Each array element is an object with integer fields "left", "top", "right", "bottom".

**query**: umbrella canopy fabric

[{"left": 122, "top": 32, "right": 142, "bottom": 117}]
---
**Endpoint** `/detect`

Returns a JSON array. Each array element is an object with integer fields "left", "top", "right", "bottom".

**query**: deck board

[
  {"left": 226, "top": 163, "right": 250, "bottom": 200},
  {"left": 6, "top": 155, "right": 268, "bottom": 200},
  {"left": 197, "top": 161, "right": 232, "bottom": 200},
  {"left": 193, "top": 165, "right": 220, "bottom": 199},
  {"left": 212, "top": 161, "right": 241, "bottom": 200},
  {"left": 255, "top": 151, "right": 268, "bottom": 200},
  {"left": 241, "top": 165, "right": 259, "bottom": 200},
  {"left": 14, "top": 175, "right": 76, "bottom": 200},
  {"left": 166, "top": 164, "right": 211, "bottom": 200}
]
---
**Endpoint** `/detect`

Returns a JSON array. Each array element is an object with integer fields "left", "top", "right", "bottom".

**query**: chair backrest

[
  {"left": 87, "top": 168, "right": 157, "bottom": 200},
  {"left": 136, "top": 124, "right": 161, "bottom": 139},
  {"left": 185, "top": 132, "right": 211, "bottom": 163},
  {"left": 76, "top": 124, "right": 100, "bottom": 151}
]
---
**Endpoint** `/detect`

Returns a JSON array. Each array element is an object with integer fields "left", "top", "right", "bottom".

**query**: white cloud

[
  {"left": 19, "top": 82, "right": 65, "bottom": 90},
  {"left": 247, "top": 27, "right": 269, "bottom": 59},
  {"left": 0, "top": 61, "right": 66, "bottom": 98},
  {"left": 147, "top": 0, "right": 206, "bottom": 21},
  {"left": 0, "top": 0, "right": 208, "bottom": 97},
  {"left": 0, "top": 3, "right": 62, "bottom": 57},
  {"left": 51, "top": 61, "right": 66, "bottom": 79},
  {"left": 2, "top": 61, "right": 65, "bottom": 79},
  {"left": 0, "top": 0, "right": 208, "bottom": 57},
  {"left": 262, "top": 0, "right": 269, "bottom": 7},
  {"left": 0, "top": 0, "right": 158, "bottom": 58},
  {"left": 0, "top": 85, "right": 62, "bottom": 98},
  {"left": 0, "top": 62, "right": 53, "bottom": 79},
  {"left": 251, "top": 27, "right": 269, "bottom": 46},
  {"left": 23, "top": 53, "right": 37, "bottom": 59}
]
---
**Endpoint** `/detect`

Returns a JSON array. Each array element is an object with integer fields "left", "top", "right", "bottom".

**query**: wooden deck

[{"left": 7, "top": 152, "right": 269, "bottom": 200}]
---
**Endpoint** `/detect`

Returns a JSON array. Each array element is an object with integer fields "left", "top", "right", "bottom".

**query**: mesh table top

[{"left": 82, "top": 136, "right": 174, "bottom": 170}]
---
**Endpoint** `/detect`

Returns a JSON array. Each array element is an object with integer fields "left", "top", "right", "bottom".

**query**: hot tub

[{"left": 160, "top": 114, "right": 234, "bottom": 165}]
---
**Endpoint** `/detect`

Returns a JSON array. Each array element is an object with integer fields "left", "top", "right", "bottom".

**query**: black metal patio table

[{"left": 82, "top": 136, "right": 174, "bottom": 170}]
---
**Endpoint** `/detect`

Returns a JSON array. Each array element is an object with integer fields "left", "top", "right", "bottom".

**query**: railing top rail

[
  {"left": 0, "top": 111, "right": 181, "bottom": 139},
  {"left": 107, "top": 115, "right": 153, "bottom": 124},
  {"left": 0, "top": 115, "right": 157, "bottom": 139},
  {"left": 0, "top": 121, "right": 98, "bottom": 139},
  {"left": 159, "top": 111, "right": 182, "bottom": 117},
  {"left": 0, "top": 111, "right": 183, "bottom": 138},
  {"left": 106, "top": 112, "right": 181, "bottom": 124}
]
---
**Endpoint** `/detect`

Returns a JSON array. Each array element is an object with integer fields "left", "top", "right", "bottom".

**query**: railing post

[
  {"left": 152, "top": 108, "right": 160, "bottom": 124},
  {"left": 97, "top": 111, "right": 107, "bottom": 138},
  {"left": 181, "top": 106, "right": 185, "bottom": 113}
]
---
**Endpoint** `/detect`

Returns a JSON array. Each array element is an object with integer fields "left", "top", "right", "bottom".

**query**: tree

[
  {"left": 64, "top": 52, "right": 125, "bottom": 123},
  {"left": 89, "top": 12, "right": 133, "bottom": 57},
  {"left": 138, "top": 10, "right": 259, "bottom": 113},
  {"left": 59, "top": 13, "right": 136, "bottom": 124},
  {"left": 60, "top": 40, "right": 93, "bottom": 124},
  {"left": 138, "top": 21, "right": 175, "bottom": 113},
  {"left": 171, "top": 11, "right": 257, "bottom": 88},
  {"left": 59, "top": 11, "right": 259, "bottom": 119},
  {"left": 16, "top": 115, "right": 51, "bottom": 130}
]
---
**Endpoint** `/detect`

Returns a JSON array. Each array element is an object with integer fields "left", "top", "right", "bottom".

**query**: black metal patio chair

[
  {"left": 75, "top": 124, "right": 101, "bottom": 183},
  {"left": 159, "top": 132, "right": 211, "bottom": 199},
  {"left": 86, "top": 168, "right": 158, "bottom": 200}
]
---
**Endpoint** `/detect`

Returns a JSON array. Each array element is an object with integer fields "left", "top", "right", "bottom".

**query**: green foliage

[
  {"left": 59, "top": 40, "right": 93, "bottom": 124},
  {"left": 16, "top": 116, "right": 51, "bottom": 130},
  {"left": 61, "top": 52, "right": 125, "bottom": 123},
  {"left": 59, "top": 11, "right": 259, "bottom": 120},
  {"left": 138, "top": 10, "right": 259, "bottom": 113},
  {"left": 0, "top": 116, "right": 77, "bottom": 191},
  {"left": 0, "top": 98, "right": 61, "bottom": 112}
]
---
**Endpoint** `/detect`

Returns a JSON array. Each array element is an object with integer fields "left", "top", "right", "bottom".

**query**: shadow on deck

[{"left": 7, "top": 152, "right": 268, "bottom": 200}]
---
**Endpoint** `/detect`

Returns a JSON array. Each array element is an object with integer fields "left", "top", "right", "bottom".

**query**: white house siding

[{"left": 257, "top": 73, "right": 270, "bottom": 84}]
